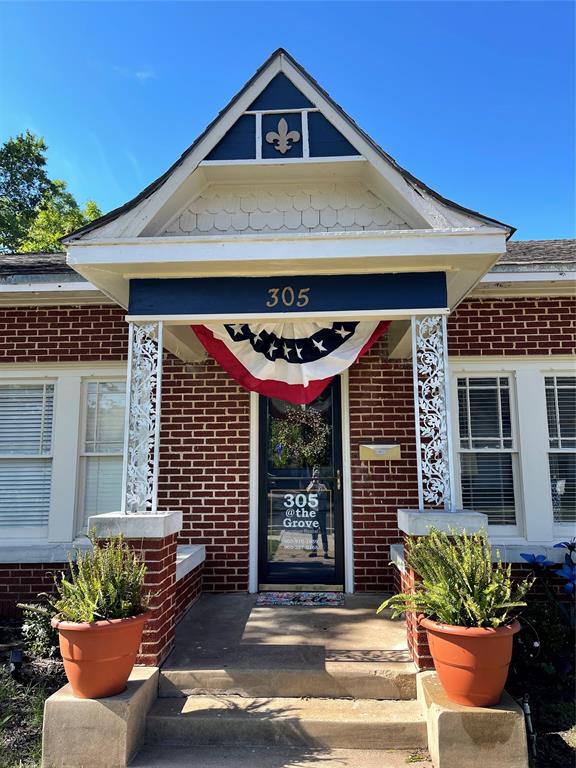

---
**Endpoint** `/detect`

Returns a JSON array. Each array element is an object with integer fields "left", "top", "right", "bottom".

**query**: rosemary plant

[
  {"left": 49, "top": 533, "right": 148, "bottom": 623},
  {"left": 378, "top": 528, "right": 534, "bottom": 628}
]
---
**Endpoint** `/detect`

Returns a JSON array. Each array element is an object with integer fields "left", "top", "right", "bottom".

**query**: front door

[{"left": 258, "top": 378, "right": 344, "bottom": 589}]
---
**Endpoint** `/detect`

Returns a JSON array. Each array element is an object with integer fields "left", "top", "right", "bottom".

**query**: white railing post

[
  {"left": 411, "top": 315, "right": 454, "bottom": 510},
  {"left": 121, "top": 321, "right": 163, "bottom": 515}
]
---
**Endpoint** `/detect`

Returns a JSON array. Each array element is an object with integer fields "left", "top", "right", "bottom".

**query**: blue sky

[{"left": 0, "top": 1, "right": 574, "bottom": 240}]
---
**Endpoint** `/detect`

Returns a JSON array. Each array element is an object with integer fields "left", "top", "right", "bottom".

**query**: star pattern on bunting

[{"left": 223, "top": 322, "right": 360, "bottom": 363}]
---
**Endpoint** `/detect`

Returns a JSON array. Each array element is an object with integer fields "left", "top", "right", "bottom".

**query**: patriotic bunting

[{"left": 192, "top": 320, "right": 389, "bottom": 404}]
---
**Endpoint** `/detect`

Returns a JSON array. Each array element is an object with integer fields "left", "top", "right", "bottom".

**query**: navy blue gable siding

[
  {"left": 205, "top": 114, "right": 256, "bottom": 161},
  {"left": 129, "top": 273, "right": 447, "bottom": 316},
  {"left": 248, "top": 73, "right": 314, "bottom": 110},
  {"left": 308, "top": 113, "right": 359, "bottom": 157}
]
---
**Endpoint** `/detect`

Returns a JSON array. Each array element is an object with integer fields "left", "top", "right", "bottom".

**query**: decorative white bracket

[
  {"left": 121, "top": 321, "right": 163, "bottom": 514},
  {"left": 411, "top": 315, "right": 455, "bottom": 510}
]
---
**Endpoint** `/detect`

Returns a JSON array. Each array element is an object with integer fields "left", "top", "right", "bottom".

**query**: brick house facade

[
  {"left": 1, "top": 50, "right": 574, "bottom": 666},
  {"left": 1, "top": 284, "right": 573, "bottom": 611}
]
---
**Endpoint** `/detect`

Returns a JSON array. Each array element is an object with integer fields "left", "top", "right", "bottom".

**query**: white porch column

[
  {"left": 411, "top": 315, "right": 455, "bottom": 510},
  {"left": 121, "top": 321, "right": 164, "bottom": 515}
]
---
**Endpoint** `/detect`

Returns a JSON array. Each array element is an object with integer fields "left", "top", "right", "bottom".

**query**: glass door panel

[{"left": 258, "top": 378, "right": 344, "bottom": 587}]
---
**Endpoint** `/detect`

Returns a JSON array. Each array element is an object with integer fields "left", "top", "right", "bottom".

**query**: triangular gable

[
  {"left": 64, "top": 49, "right": 513, "bottom": 242},
  {"left": 206, "top": 72, "right": 359, "bottom": 162},
  {"left": 248, "top": 72, "right": 313, "bottom": 110}
]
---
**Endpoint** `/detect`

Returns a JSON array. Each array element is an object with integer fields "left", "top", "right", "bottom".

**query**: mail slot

[{"left": 359, "top": 443, "right": 401, "bottom": 461}]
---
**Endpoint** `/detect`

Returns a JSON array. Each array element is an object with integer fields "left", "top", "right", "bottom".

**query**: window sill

[
  {"left": 390, "top": 540, "right": 569, "bottom": 568},
  {"left": 491, "top": 542, "right": 568, "bottom": 564},
  {"left": 0, "top": 539, "right": 92, "bottom": 564}
]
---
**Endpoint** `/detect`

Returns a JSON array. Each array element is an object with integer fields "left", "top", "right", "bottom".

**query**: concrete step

[
  {"left": 159, "top": 659, "right": 417, "bottom": 700},
  {"left": 131, "top": 745, "right": 434, "bottom": 767},
  {"left": 145, "top": 695, "right": 427, "bottom": 750}
]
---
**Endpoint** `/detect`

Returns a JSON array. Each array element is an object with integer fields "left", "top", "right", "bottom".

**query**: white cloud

[
  {"left": 113, "top": 66, "right": 157, "bottom": 83},
  {"left": 134, "top": 69, "right": 157, "bottom": 82}
]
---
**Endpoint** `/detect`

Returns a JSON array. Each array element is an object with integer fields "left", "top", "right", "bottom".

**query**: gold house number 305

[{"left": 266, "top": 287, "right": 310, "bottom": 308}]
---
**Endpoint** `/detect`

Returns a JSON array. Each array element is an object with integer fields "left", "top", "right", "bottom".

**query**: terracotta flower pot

[
  {"left": 52, "top": 611, "right": 150, "bottom": 699},
  {"left": 420, "top": 617, "right": 520, "bottom": 707}
]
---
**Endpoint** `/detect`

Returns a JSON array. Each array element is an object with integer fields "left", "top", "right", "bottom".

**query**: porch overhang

[{"left": 67, "top": 227, "right": 507, "bottom": 323}]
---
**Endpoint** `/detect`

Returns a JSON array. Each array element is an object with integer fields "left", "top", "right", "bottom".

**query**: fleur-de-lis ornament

[{"left": 265, "top": 118, "right": 301, "bottom": 154}]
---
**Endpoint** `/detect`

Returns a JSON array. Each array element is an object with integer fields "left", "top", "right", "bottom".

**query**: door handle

[{"left": 336, "top": 469, "right": 341, "bottom": 491}]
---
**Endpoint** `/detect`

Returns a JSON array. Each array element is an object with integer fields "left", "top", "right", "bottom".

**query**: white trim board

[
  {"left": 481, "top": 270, "right": 576, "bottom": 283},
  {"left": 0, "top": 281, "right": 98, "bottom": 293},
  {"left": 341, "top": 370, "right": 354, "bottom": 593},
  {"left": 126, "top": 308, "right": 450, "bottom": 324}
]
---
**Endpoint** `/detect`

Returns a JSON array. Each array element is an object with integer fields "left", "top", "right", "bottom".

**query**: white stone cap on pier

[
  {"left": 88, "top": 510, "right": 183, "bottom": 539},
  {"left": 397, "top": 509, "right": 489, "bottom": 536}
]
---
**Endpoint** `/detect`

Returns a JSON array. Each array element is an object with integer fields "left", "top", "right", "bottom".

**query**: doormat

[{"left": 256, "top": 591, "right": 345, "bottom": 607}]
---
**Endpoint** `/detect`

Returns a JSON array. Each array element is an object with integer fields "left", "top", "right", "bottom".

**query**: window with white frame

[
  {"left": 0, "top": 366, "right": 126, "bottom": 547},
  {"left": 77, "top": 381, "right": 126, "bottom": 532},
  {"left": 456, "top": 376, "right": 518, "bottom": 526},
  {"left": 0, "top": 383, "right": 54, "bottom": 536},
  {"left": 545, "top": 376, "right": 576, "bottom": 523}
]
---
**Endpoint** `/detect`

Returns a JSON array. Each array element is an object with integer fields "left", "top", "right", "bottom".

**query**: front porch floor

[
  {"left": 160, "top": 593, "right": 415, "bottom": 701},
  {"left": 164, "top": 593, "right": 410, "bottom": 669}
]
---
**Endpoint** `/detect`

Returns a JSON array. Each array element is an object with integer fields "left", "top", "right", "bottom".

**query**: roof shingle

[{"left": 500, "top": 239, "right": 576, "bottom": 266}]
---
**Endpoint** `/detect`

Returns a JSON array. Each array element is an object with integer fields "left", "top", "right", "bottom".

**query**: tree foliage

[
  {"left": 20, "top": 180, "right": 101, "bottom": 253},
  {"left": 0, "top": 130, "right": 52, "bottom": 252},
  {"left": 0, "top": 131, "right": 101, "bottom": 253}
]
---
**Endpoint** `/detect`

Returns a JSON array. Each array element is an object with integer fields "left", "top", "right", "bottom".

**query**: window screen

[
  {"left": 0, "top": 383, "right": 54, "bottom": 529},
  {"left": 457, "top": 377, "right": 517, "bottom": 525},
  {"left": 79, "top": 381, "right": 125, "bottom": 530},
  {"left": 545, "top": 376, "right": 576, "bottom": 523}
]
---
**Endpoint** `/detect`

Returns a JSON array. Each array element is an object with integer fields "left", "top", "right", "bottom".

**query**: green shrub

[
  {"left": 17, "top": 603, "right": 60, "bottom": 659},
  {"left": 378, "top": 527, "right": 534, "bottom": 628},
  {"left": 49, "top": 533, "right": 148, "bottom": 623}
]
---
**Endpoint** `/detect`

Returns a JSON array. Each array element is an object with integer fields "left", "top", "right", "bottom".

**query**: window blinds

[
  {"left": 79, "top": 381, "right": 125, "bottom": 531},
  {"left": 545, "top": 376, "right": 576, "bottom": 523},
  {"left": 457, "top": 377, "right": 517, "bottom": 526},
  {"left": 0, "top": 384, "right": 54, "bottom": 528}
]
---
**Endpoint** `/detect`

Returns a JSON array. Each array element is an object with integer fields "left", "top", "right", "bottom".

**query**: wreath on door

[{"left": 270, "top": 407, "right": 330, "bottom": 468}]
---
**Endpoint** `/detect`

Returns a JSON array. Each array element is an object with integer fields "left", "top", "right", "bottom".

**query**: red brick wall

[
  {"left": 1, "top": 297, "right": 573, "bottom": 604},
  {"left": 348, "top": 341, "right": 419, "bottom": 591},
  {"left": 125, "top": 534, "right": 178, "bottom": 667},
  {"left": 400, "top": 565, "right": 433, "bottom": 671},
  {"left": 175, "top": 562, "right": 203, "bottom": 622},
  {"left": 159, "top": 356, "right": 250, "bottom": 591},
  {"left": 0, "top": 304, "right": 127, "bottom": 362},
  {"left": 0, "top": 563, "right": 65, "bottom": 619},
  {"left": 449, "top": 296, "right": 575, "bottom": 356}
]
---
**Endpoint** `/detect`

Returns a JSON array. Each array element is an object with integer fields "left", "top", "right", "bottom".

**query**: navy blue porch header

[{"left": 128, "top": 272, "right": 447, "bottom": 317}]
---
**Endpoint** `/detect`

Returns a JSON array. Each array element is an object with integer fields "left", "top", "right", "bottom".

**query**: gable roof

[{"left": 63, "top": 48, "right": 514, "bottom": 243}]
